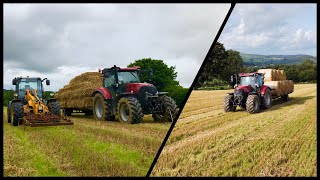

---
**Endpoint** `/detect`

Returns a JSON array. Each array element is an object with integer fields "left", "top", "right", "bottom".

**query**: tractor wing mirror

[
  {"left": 230, "top": 75, "right": 234, "bottom": 82},
  {"left": 46, "top": 79, "right": 50, "bottom": 85},
  {"left": 12, "top": 79, "right": 16, "bottom": 85}
]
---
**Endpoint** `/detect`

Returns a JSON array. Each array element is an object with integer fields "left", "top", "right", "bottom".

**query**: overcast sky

[
  {"left": 3, "top": 3, "right": 230, "bottom": 91},
  {"left": 220, "top": 4, "right": 316, "bottom": 56}
]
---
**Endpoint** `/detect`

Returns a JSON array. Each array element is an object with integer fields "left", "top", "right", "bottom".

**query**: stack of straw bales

[
  {"left": 258, "top": 69, "right": 294, "bottom": 97},
  {"left": 55, "top": 72, "right": 103, "bottom": 109}
]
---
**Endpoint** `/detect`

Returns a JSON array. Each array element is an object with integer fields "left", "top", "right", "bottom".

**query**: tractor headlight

[
  {"left": 39, "top": 106, "right": 43, "bottom": 110},
  {"left": 50, "top": 93, "right": 54, "bottom": 97},
  {"left": 14, "top": 93, "right": 18, "bottom": 97}
]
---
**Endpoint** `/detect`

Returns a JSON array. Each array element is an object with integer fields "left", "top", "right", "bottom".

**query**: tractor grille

[
  {"left": 235, "top": 89, "right": 244, "bottom": 95},
  {"left": 138, "top": 86, "right": 158, "bottom": 108}
]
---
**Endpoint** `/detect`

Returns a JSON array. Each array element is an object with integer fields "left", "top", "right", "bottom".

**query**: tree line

[{"left": 194, "top": 42, "right": 317, "bottom": 89}]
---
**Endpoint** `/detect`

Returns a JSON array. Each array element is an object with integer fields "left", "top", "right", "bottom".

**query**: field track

[
  {"left": 3, "top": 111, "right": 170, "bottom": 177},
  {"left": 152, "top": 84, "right": 317, "bottom": 177}
]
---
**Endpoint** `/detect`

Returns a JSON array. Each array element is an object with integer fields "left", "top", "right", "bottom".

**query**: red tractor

[
  {"left": 92, "top": 65, "right": 178, "bottom": 124},
  {"left": 224, "top": 72, "right": 272, "bottom": 113}
]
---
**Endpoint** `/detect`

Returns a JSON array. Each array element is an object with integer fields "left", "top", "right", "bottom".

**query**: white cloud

[
  {"left": 220, "top": 4, "right": 316, "bottom": 56},
  {"left": 4, "top": 3, "right": 231, "bottom": 90}
]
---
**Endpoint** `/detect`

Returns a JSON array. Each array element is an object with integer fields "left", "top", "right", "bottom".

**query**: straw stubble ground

[
  {"left": 152, "top": 84, "right": 316, "bottom": 177},
  {"left": 3, "top": 112, "right": 170, "bottom": 177}
]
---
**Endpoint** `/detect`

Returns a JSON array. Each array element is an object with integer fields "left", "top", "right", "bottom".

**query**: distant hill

[{"left": 240, "top": 53, "right": 317, "bottom": 66}]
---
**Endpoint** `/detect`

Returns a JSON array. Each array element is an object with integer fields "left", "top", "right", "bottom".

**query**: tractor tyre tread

[
  {"left": 246, "top": 94, "right": 260, "bottom": 113},
  {"left": 12, "top": 102, "right": 24, "bottom": 126},
  {"left": 224, "top": 95, "right": 236, "bottom": 112},
  {"left": 118, "top": 97, "right": 143, "bottom": 124}
]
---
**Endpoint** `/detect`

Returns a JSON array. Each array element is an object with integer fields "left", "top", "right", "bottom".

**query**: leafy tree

[
  {"left": 128, "top": 58, "right": 179, "bottom": 91},
  {"left": 128, "top": 58, "right": 187, "bottom": 107},
  {"left": 195, "top": 42, "right": 227, "bottom": 88},
  {"left": 220, "top": 49, "right": 243, "bottom": 82},
  {"left": 44, "top": 91, "right": 54, "bottom": 101},
  {"left": 195, "top": 42, "right": 244, "bottom": 89},
  {"left": 3, "top": 90, "right": 14, "bottom": 106}
]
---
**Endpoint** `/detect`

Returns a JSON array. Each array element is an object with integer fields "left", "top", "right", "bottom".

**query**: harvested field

[
  {"left": 152, "top": 84, "right": 316, "bottom": 177},
  {"left": 3, "top": 110, "right": 171, "bottom": 177}
]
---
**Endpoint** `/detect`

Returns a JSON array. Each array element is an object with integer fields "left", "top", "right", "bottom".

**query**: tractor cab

[
  {"left": 101, "top": 65, "right": 155, "bottom": 97},
  {"left": 12, "top": 77, "right": 50, "bottom": 101},
  {"left": 232, "top": 73, "right": 264, "bottom": 93}
]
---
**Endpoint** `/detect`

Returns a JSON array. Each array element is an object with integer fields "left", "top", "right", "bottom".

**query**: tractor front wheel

[
  {"left": 153, "top": 95, "right": 178, "bottom": 122},
  {"left": 261, "top": 88, "right": 272, "bottom": 109},
  {"left": 48, "top": 101, "right": 61, "bottom": 115},
  {"left": 93, "top": 93, "right": 115, "bottom": 121},
  {"left": 117, "top": 97, "right": 143, "bottom": 124},
  {"left": 11, "top": 102, "right": 24, "bottom": 126},
  {"left": 246, "top": 94, "right": 260, "bottom": 113},
  {"left": 224, "top": 95, "right": 236, "bottom": 112}
]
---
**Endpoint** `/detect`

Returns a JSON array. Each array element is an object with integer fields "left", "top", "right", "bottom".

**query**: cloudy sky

[
  {"left": 3, "top": 3, "right": 231, "bottom": 91},
  {"left": 220, "top": 4, "right": 317, "bottom": 56}
]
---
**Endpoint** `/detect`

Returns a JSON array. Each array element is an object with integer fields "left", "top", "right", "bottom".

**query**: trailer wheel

[
  {"left": 246, "top": 94, "right": 260, "bottom": 113},
  {"left": 64, "top": 108, "right": 73, "bottom": 116},
  {"left": 224, "top": 95, "right": 236, "bottom": 112},
  {"left": 93, "top": 93, "right": 115, "bottom": 121},
  {"left": 153, "top": 95, "right": 178, "bottom": 122},
  {"left": 261, "top": 88, "right": 272, "bottom": 109},
  {"left": 117, "top": 97, "right": 143, "bottom": 124},
  {"left": 281, "top": 94, "right": 289, "bottom": 101},
  {"left": 11, "top": 102, "right": 24, "bottom": 126},
  {"left": 48, "top": 101, "right": 61, "bottom": 115}
]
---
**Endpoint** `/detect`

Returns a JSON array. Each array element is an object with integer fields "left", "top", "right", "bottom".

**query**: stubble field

[
  {"left": 3, "top": 110, "right": 170, "bottom": 177},
  {"left": 152, "top": 84, "right": 317, "bottom": 177}
]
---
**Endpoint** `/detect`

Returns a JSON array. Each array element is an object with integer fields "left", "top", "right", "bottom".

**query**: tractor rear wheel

[
  {"left": 246, "top": 94, "right": 260, "bottom": 113},
  {"left": 93, "top": 93, "right": 115, "bottom": 121},
  {"left": 224, "top": 95, "right": 236, "bottom": 112},
  {"left": 153, "top": 95, "right": 178, "bottom": 122},
  {"left": 11, "top": 102, "right": 24, "bottom": 126},
  {"left": 261, "top": 88, "right": 272, "bottom": 109},
  {"left": 281, "top": 94, "right": 289, "bottom": 101},
  {"left": 117, "top": 97, "right": 143, "bottom": 124},
  {"left": 48, "top": 101, "right": 61, "bottom": 115}
]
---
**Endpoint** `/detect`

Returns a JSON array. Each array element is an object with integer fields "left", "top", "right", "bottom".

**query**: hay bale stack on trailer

[
  {"left": 257, "top": 69, "right": 294, "bottom": 100},
  {"left": 55, "top": 72, "right": 103, "bottom": 116}
]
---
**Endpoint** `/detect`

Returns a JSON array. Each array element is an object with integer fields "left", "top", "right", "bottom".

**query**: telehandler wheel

[
  {"left": 224, "top": 95, "right": 236, "bottom": 112},
  {"left": 246, "top": 94, "right": 260, "bottom": 113},
  {"left": 11, "top": 102, "right": 24, "bottom": 126},
  {"left": 48, "top": 101, "right": 61, "bottom": 115},
  {"left": 117, "top": 97, "right": 143, "bottom": 124},
  {"left": 93, "top": 93, "right": 115, "bottom": 121},
  {"left": 261, "top": 88, "right": 272, "bottom": 109},
  {"left": 281, "top": 94, "right": 289, "bottom": 101},
  {"left": 153, "top": 95, "right": 178, "bottom": 122}
]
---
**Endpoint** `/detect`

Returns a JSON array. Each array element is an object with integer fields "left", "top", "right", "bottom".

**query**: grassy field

[
  {"left": 152, "top": 84, "right": 317, "bottom": 177},
  {"left": 3, "top": 110, "right": 170, "bottom": 177}
]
